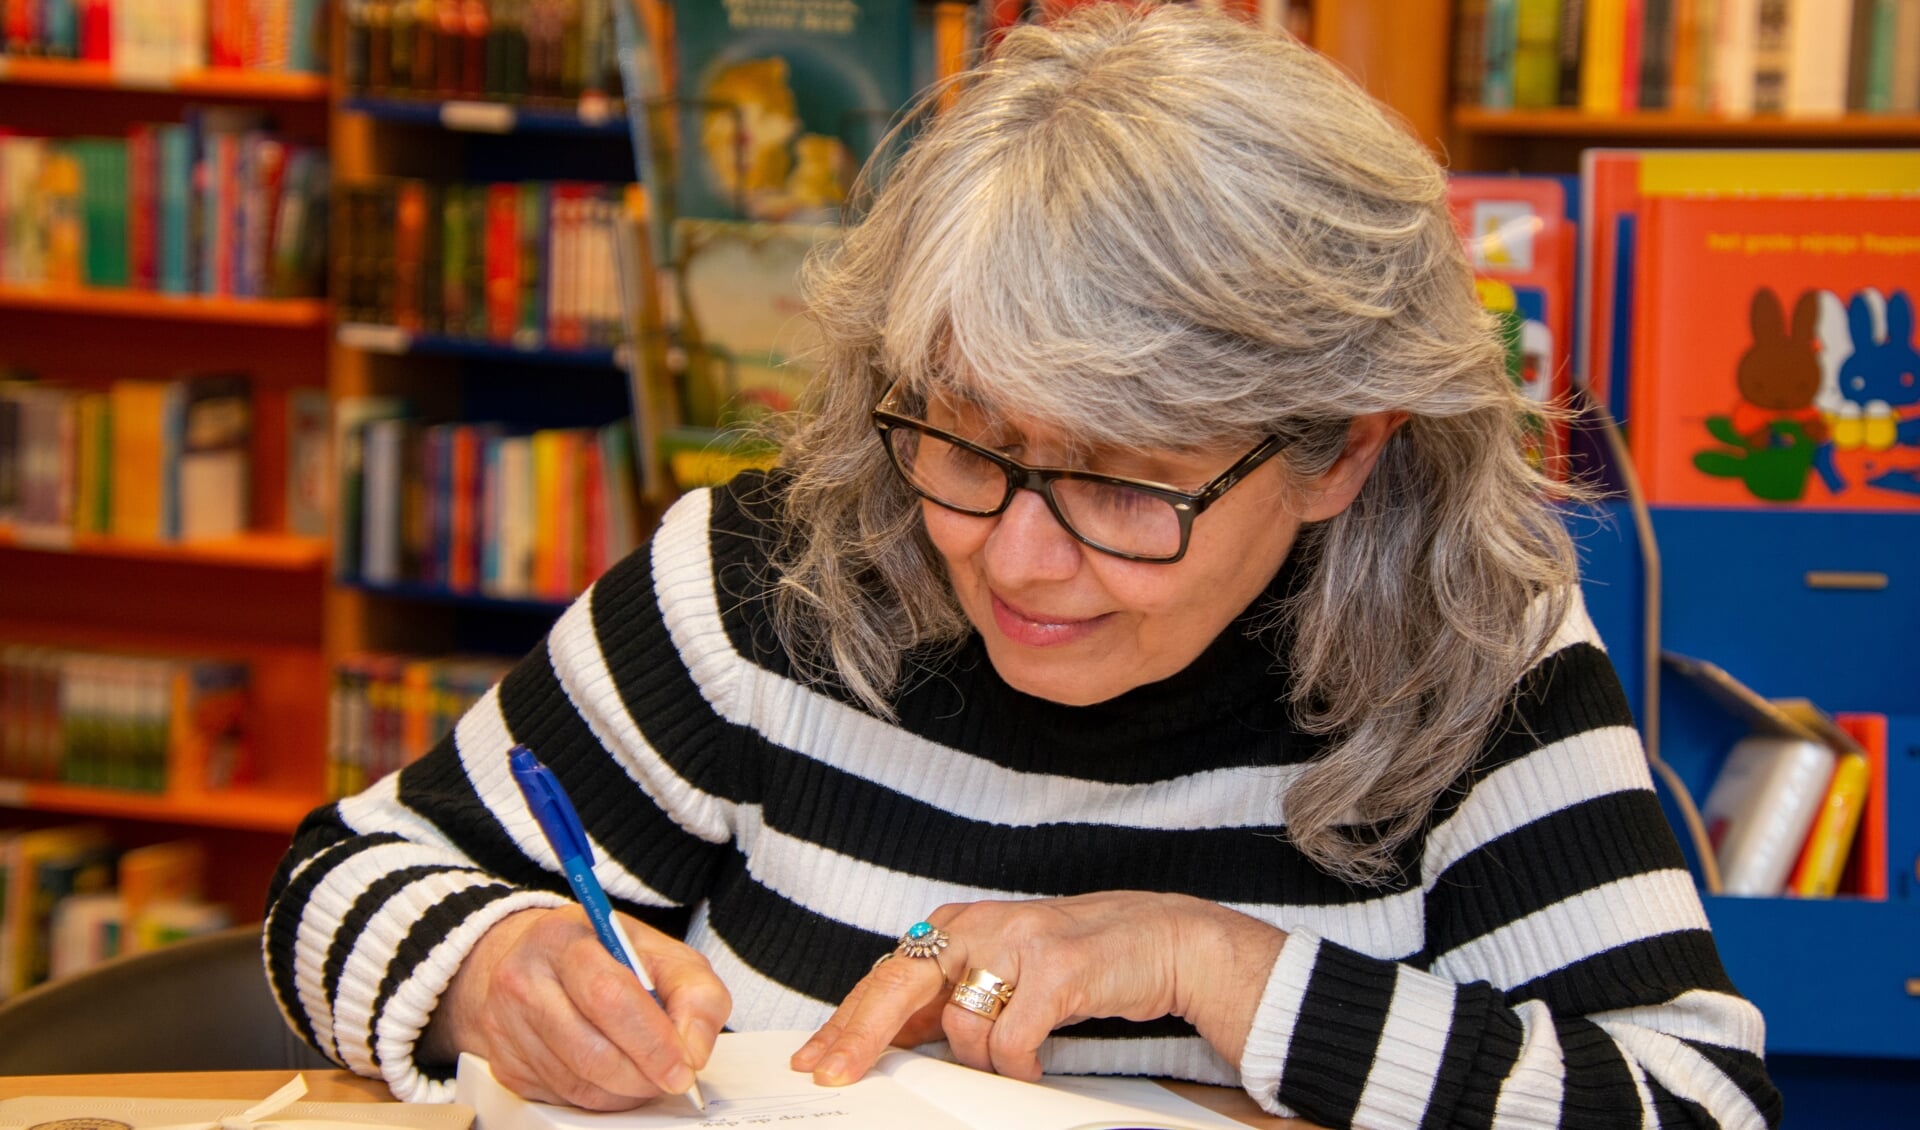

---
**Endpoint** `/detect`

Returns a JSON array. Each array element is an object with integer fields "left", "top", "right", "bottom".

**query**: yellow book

[
  {"left": 108, "top": 379, "right": 177, "bottom": 542},
  {"left": 1581, "top": 0, "right": 1627, "bottom": 113},
  {"left": 1787, "top": 750, "right": 1871, "bottom": 898}
]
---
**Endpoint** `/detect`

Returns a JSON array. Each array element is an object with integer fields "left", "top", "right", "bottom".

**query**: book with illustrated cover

[
  {"left": 667, "top": 0, "right": 919, "bottom": 224},
  {"left": 1447, "top": 174, "right": 1574, "bottom": 474},
  {"left": 1630, "top": 193, "right": 1920, "bottom": 507}
]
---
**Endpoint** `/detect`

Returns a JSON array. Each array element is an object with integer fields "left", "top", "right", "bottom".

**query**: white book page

[{"left": 457, "top": 1031, "right": 1245, "bottom": 1130}]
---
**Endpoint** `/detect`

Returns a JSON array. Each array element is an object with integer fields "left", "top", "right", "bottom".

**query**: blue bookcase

[{"left": 1573, "top": 500, "right": 1920, "bottom": 1118}]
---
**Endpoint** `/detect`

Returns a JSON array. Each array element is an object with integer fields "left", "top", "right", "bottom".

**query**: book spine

[{"left": 1785, "top": 750, "right": 1870, "bottom": 898}]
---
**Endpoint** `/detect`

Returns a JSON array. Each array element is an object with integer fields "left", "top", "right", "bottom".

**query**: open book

[{"left": 455, "top": 1030, "right": 1250, "bottom": 1130}]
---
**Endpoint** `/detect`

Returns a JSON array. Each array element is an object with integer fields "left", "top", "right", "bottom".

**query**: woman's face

[{"left": 918, "top": 397, "right": 1393, "bottom": 706}]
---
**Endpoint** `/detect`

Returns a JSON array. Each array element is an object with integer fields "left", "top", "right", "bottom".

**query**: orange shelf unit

[
  {"left": 0, "top": 56, "right": 328, "bottom": 100},
  {"left": 1454, "top": 107, "right": 1920, "bottom": 140},
  {"left": 0, "top": 285, "right": 328, "bottom": 327},
  {"left": 0, "top": 529, "right": 329, "bottom": 571},
  {"left": 0, "top": 779, "right": 323, "bottom": 834}
]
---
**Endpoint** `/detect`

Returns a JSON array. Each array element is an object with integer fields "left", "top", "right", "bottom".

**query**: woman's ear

[{"left": 1298, "top": 411, "right": 1408, "bottom": 522}]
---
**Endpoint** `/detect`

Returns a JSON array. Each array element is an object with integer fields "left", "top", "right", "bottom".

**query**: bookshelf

[
  {"left": 1348, "top": 0, "right": 1920, "bottom": 1116},
  {"left": 0, "top": 18, "right": 335, "bottom": 973}
]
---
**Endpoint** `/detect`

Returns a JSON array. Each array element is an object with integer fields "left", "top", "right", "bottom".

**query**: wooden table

[{"left": 0, "top": 1070, "right": 1312, "bottom": 1127}]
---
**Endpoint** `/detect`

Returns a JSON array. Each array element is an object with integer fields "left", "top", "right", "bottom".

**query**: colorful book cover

[
  {"left": 1835, "top": 712, "right": 1889, "bottom": 898},
  {"left": 175, "top": 373, "right": 253, "bottom": 542},
  {"left": 668, "top": 0, "right": 918, "bottom": 223},
  {"left": 108, "top": 379, "right": 178, "bottom": 542},
  {"left": 1447, "top": 175, "right": 1574, "bottom": 473},
  {"left": 674, "top": 218, "right": 836, "bottom": 429},
  {"left": 1631, "top": 194, "right": 1920, "bottom": 507}
]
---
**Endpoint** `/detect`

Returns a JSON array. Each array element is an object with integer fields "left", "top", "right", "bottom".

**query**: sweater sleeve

[
  {"left": 1237, "top": 598, "right": 1782, "bottom": 1130},
  {"left": 263, "top": 487, "right": 743, "bottom": 1102}
]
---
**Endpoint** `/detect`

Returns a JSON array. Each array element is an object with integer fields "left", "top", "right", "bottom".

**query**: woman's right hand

[{"left": 421, "top": 906, "right": 731, "bottom": 1110}]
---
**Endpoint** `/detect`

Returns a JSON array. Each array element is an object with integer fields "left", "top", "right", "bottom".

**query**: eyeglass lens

[{"left": 885, "top": 427, "right": 1185, "bottom": 559}]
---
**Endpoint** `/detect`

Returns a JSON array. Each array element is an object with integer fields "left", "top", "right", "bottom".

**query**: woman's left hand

[{"left": 789, "top": 891, "right": 1285, "bottom": 1086}]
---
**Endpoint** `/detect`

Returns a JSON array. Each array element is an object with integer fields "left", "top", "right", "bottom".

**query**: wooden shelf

[
  {"left": 1454, "top": 106, "right": 1920, "bottom": 140},
  {"left": 0, "top": 285, "right": 328, "bottom": 326},
  {"left": 0, "top": 56, "right": 328, "bottom": 100},
  {"left": 340, "top": 95, "right": 629, "bottom": 136},
  {"left": 337, "top": 322, "right": 626, "bottom": 368},
  {"left": 0, "top": 778, "right": 323, "bottom": 833},
  {"left": 0, "top": 529, "right": 329, "bottom": 570}
]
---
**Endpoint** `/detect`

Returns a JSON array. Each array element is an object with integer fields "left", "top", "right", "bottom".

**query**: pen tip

[{"left": 687, "top": 1078, "right": 707, "bottom": 1111}]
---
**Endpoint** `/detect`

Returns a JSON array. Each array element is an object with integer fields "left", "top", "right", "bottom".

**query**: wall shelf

[
  {"left": 0, "top": 778, "right": 324, "bottom": 833},
  {"left": 0, "top": 285, "right": 328, "bottom": 327},
  {"left": 336, "top": 323, "right": 625, "bottom": 369},
  {"left": 0, "top": 529, "right": 329, "bottom": 570},
  {"left": 340, "top": 96, "right": 630, "bottom": 137},
  {"left": 0, "top": 56, "right": 328, "bottom": 100}
]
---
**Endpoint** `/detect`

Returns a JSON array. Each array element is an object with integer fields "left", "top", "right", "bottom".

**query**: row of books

[
  {"left": 0, "top": 0, "right": 328, "bottom": 74},
  {"left": 336, "top": 178, "right": 636, "bottom": 351},
  {"left": 1459, "top": 0, "right": 1920, "bottom": 116},
  {"left": 335, "top": 403, "right": 644, "bottom": 601},
  {"left": 0, "top": 112, "right": 329, "bottom": 300},
  {"left": 326, "top": 652, "right": 511, "bottom": 799},
  {"left": 0, "top": 372, "right": 255, "bottom": 543},
  {"left": 0, "top": 829, "right": 228, "bottom": 997},
  {"left": 0, "top": 645, "right": 251, "bottom": 794},
  {"left": 341, "top": 0, "right": 621, "bottom": 105}
]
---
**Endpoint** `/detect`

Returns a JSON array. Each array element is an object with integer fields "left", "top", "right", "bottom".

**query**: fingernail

[
  {"left": 790, "top": 1040, "right": 822, "bottom": 1070},
  {"left": 816, "top": 1054, "right": 849, "bottom": 1084},
  {"left": 665, "top": 1062, "right": 695, "bottom": 1093}
]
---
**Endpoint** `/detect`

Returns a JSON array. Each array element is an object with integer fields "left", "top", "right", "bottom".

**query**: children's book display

[
  {"left": 611, "top": 1, "right": 973, "bottom": 491},
  {"left": 1633, "top": 193, "right": 1920, "bottom": 507},
  {"left": 1445, "top": 173, "right": 1576, "bottom": 473}
]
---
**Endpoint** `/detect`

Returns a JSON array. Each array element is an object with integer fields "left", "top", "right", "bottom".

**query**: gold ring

[{"left": 949, "top": 967, "right": 1015, "bottom": 1020}]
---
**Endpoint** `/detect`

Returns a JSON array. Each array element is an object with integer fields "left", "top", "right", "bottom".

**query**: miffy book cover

[{"left": 1630, "top": 193, "right": 1920, "bottom": 508}]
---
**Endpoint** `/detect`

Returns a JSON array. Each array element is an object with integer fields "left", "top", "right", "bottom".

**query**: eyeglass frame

[{"left": 871, "top": 382, "right": 1290, "bottom": 564}]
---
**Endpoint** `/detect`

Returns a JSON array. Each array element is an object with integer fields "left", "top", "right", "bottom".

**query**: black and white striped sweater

[{"left": 265, "top": 475, "right": 1781, "bottom": 1128}]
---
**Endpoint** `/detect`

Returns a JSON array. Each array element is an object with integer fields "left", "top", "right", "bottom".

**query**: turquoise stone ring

[{"left": 895, "top": 920, "right": 950, "bottom": 959}]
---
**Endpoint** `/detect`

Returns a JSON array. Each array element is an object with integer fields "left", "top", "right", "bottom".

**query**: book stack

[
  {"left": 339, "top": 0, "right": 622, "bottom": 106},
  {"left": 0, "top": 830, "right": 230, "bottom": 997},
  {"left": 334, "top": 403, "right": 643, "bottom": 601},
  {"left": 1675, "top": 654, "right": 1889, "bottom": 899},
  {"left": 326, "top": 652, "right": 513, "bottom": 798},
  {"left": 1459, "top": 0, "right": 1920, "bottom": 116},
  {"left": 334, "top": 178, "right": 634, "bottom": 352},
  {"left": 0, "top": 372, "right": 258, "bottom": 543},
  {"left": 0, "top": 111, "right": 329, "bottom": 300},
  {"left": 0, "top": 0, "right": 328, "bottom": 74},
  {"left": 0, "top": 646, "right": 252, "bottom": 793}
]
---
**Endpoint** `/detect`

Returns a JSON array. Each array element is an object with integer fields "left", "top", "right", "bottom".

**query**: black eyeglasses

[{"left": 872, "top": 383, "right": 1287, "bottom": 563}]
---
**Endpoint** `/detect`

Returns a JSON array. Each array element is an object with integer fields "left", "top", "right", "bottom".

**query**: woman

[{"left": 265, "top": 6, "right": 1781, "bottom": 1127}]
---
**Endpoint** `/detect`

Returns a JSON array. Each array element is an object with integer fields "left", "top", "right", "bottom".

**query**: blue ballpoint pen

[{"left": 508, "top": 744, "right": 707, "bottom": 1111}]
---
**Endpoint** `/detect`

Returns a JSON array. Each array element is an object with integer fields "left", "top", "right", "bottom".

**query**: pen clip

[{"left": 508, "top": 744, "right": 595, "bottom": 867}]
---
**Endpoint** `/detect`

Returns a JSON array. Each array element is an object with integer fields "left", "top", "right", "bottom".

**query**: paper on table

[{"left": 456, "top": 1031, "right": 1246, "bottom": 1130}]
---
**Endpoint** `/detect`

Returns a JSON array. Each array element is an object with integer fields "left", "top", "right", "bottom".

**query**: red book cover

[
  {"left": 1446, "top": 174, "right": 1575, "bottom": 475},
  {"left": 581, "top": 433, "right": 608, "bottom": 584},
  {"left": 1836, "top": 712, "right": 1888, "bottom": 899},
  {"left": 448, "top": 424, "right": 480, "bottom": 593},
  {"left": 546, "top": 182, "right": 586, "bottom": 349},
  {"left": 213, "top": 133, "right": 242, "bottom": 296},
  {"left": 1618, "top": 0, "right": 1645, "bottom": 110},
  {"left": 127, "top": 124, "right": 157, "bottom": 291},
  {"left": 80, "top": 0, "right": 111, "bottom": 61},
  {"left": 1577, "top": 150, "right": 1642, "bottom": 410},
  {"left": 393, "top": 179, "right": 428, "bottom": 332},
  {"left": 484, "top": 182, "right": 519, "bottom": 343},
  {"left": 1630, "top": 194, "right": 1920, "bottom": 508}
]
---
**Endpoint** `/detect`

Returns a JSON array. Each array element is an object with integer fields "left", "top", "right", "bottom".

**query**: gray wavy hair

[{"left": 769, "top": 2, "right": 1582, "bottom": 883}]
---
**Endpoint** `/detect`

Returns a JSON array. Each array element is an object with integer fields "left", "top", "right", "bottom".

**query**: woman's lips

[{"left": 989, "top": 593, "right": 1107, "bottom": 647}]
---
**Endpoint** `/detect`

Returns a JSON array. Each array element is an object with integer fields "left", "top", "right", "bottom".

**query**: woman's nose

[{"left": 984, "top": 487, "right": 1083, "bottom": 580}]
